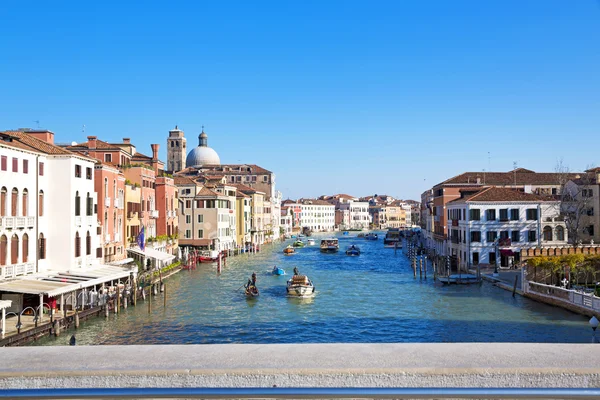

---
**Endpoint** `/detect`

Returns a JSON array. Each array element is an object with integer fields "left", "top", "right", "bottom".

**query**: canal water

[{"left": 34, "top": 233, "right": 591, "bottom": 345}]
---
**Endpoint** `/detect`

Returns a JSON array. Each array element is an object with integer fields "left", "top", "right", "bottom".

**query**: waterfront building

[
  {"left": 263, "top": 199, "right": 273, "bottom": 243},
  {"left": 282, "top": 199, "right": 302, "bottom": 232},
  {"left": 125, "top": 182, "right": 142, "bottom": 246},
  {"left": 280, "top": 206, "right": 293, "bottom": 237},
  {"left": 423, "top": 168, "right": 579, "bottom": 257},
  {"left": 234, "top": 184, "right": 266, "bottom": 246},
  {"left": 166, "top": 126, "right": 187, "bottom": 173},
  {"left": 0, "top": 129, "right": 132, "bottom": 316},
  {"left": 123, "top": 164, "right": 157, "bottom": 240},
  {"left": 385, "top": 201, "right": 408, "bottom": 229},
  {"left": 288, "top": 199, "right": 335, "bottom": 232},
  {"left": 562, "top": 168, "right": 600, "bottom": 245},
  {"left": 94, "top": 162, "right": 126, "bottom": 263},
  {"left": 369, "top": 204, "right": 387, "bottom": 229},
  {"left": 446, "top": 187, "right": 568, "bottom": 271},
  {"left": 349, "top": 201, "right": 371, "bottom": 229},
  {"left": 176, "top": 177, "right": 237, "bottom": 251},
  {"left": 236, "top": 191, "right": 252, "bottom": 247},
  {"left": 335, "top": 208, "right": 350, "bottom": 230}
]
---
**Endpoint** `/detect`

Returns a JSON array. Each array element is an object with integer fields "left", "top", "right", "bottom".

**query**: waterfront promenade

[{"left": 1, "top": 343, "right": 599, "bottom": 389}]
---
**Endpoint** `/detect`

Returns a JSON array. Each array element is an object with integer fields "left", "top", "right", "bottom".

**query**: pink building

[{"left": 94, "top": 163, "right": 126, "bottom": 262}]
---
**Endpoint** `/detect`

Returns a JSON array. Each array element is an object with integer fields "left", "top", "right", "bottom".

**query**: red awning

[{"left": 500, "top": 249, "right": 514, "bottom": 256}]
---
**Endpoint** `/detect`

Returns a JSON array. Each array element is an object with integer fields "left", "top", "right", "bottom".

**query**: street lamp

[{"left": 590, "top": 316, "right": 599, "bottom": 343}]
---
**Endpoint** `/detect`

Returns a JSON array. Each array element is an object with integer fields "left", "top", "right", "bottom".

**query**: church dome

[{"left": 185, "top": 128, "right": 220, "bottom": 168}]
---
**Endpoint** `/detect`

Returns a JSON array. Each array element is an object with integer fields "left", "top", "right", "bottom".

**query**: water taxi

[
  {"left": 283, "top": 246, "right": 295, "bottom": 255},
  {"left": 286, "top": 274, "right": 315, "bottom": 297},
  {"left": 320, "top": 238, "right": 339, "bottom": 253},
  {"left": 292, "top": 240, "right": 305, "bottom": 248},
  {"left": 345, "top": 245, "right": 361, "bottom": 256},
  {"left": 383, "top": 228, "right": 401, "bottom": 248},
  {"left": 307, "top": 238, "right": 316, "bottom": 246}
]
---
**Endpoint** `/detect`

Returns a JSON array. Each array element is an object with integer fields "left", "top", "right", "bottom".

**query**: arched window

[
  {"left": 38, "top": 233, "right": 46, "bottom": 260},
  {"left": 556, "top": 226, "right": 565, "bottom": 241},
  {"left": 86, "top": 192, "right": 92, "bottom": 216},
  {"left": 11, "top": 188, "right": 18, "bottom": 216},
  {"left": 0, "top": 235, "right": 7, "bottom": 266},
  {"left": 104, "top": 178, "right": 108, "bottom": 199},
  {"left": 86, "top": 231, "right": 91, "bottom": 255},
  {"left": 0, "top": 187, "right": 7, "bottom": 217},
  {"left": 22, "top": 189, "right": 28, "bottom": 216},
  {"left": 75, "top": 232, "right": 81, "bottom": 257},
  {"left": 113, "top": 211, "right": 117, "bottom": 237},
  {"left": 39, "top": 190, "right": 44, "bottom": 217},
  {"left": 75, "top": 191, "right": 81, "bottom": 216},
  {"left": 104, "top": 211, "right": 108, "bottom": 230},
  {"left": 10, "top": 234, "right": 19, "bottom": 264},
  {"left": 113, "top": 179, "right": 117, "bottom": 200},
  {"left": 543, "top": 226, "right": 553, "bottom": 241},
  {"left": 22, "top": 233, "right": 28, "bottom": 262}
]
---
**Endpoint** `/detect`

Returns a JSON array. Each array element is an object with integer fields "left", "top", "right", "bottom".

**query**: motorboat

[
  {"left": 283, "top": 246, "right": 295, "bottom": 255},
  {"left": 245, "top": 285, "right": 259, "bottom": 297},
  {"left": 293, "top": 240, "right": 305, "bottom": 248},
  {"left": 342, "top": 231, "right": 349, "bottom": 235},
  {"left": 320, "top": 238, "right": 339, "bottom": 253},
  {"left": 286, "top": 274, "right": 315, "bottom": 297},
  {"left": 307, "top": 238, "right": 316, "bottom": 246},
  {"left": 357, "top": 233, "right": 365, "bottom": 238},
  {"left": 345, "top": 245, "right": 361, "bottom": 256},
  {"left": 272, "top": 266, "right": 286, "bottom": 275},
  {"left": 198, "top": 250, "right": 220, "bottom": 263},
  {"left": 384, "top": 228, "right": 401, "bottom": 248},
  {"left": 438, "top": 274, "right": 480, "bottom": 285},
  {"left": 365, "top": 233, "right": 378, "bottom": 240}
]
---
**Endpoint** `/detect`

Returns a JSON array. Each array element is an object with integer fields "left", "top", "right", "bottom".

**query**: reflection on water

[{"left": 33, "top": 232, "right": 591, "bottom": 346}]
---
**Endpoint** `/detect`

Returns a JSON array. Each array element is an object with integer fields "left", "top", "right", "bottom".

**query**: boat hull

[
  {"left": 346, "top": 250, "right": 360, "bottom": 256},
  {"left": 272, "top": 268, "right": 285, "bottom": 275},
  {"left": 320, "top": 247, "right": 339, "bottom": 253},
  {"left": 286, "top": 284, "right": 315, "bottom": 297}
]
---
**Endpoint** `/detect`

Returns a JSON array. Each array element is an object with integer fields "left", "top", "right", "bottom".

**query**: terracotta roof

[
  {"left": 1, "top": 130, "right": 82, "bottom": 156},
  {"left": 173, "top": 176, "right": 197, "bottom": 185},
  {"left": 218, "top": 164, "right": 272, "bottom": 174},
  {"left": 334, "top": 193, "right": 356, "bottom": 199},
  {"left": 67, "top": 139, "right": 121, "bottom": 151},
  {"left": 298, "top": 198, "right": 334, "bottom": 206},
  {"left": 196, "top": 186, "right": 221, "bottom": 197},
  {"left": 236, "top": 191, "right": 251, "bottom": 199},
  {"left": 435, "top": 169, "right": 581, "bottom": 188},
  {"left": 282, "top": 199, "right": 296, "bottom": 205},
  {"left": 448, "top": 187, "right": 555, "bottom": 204},
  {"left": 132, "top": 152, "right": 152, "bottom": 161}
]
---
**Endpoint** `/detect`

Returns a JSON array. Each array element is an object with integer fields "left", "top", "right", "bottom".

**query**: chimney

[
  {"left": 123, "top": 138, "right": 131, "bottom": 144},
  {"left": 151, "top": 144, "right": 159, "bottom": 160},
  {"left": 87, "top": 136, "right": 97, "bottom": 149},
  {"left": 26, "top": 130, "right": 55, "bottom": 144}
]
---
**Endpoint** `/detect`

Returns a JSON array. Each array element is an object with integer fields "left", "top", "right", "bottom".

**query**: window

[
  {"left": 10, "top": 234, "right": 18, "bottom": 264},
  {"left": 263, "top": 176, "right": 268, "bottom": 182},
  {"left": 11, "top": 188, "right": 18, "bottom": 216},
  {"left": 39, "top": 162, "right": 44, "bottom": 176},
  {"left": 582, "top": 189, "right": 593, "bottom": 198},
  {"left": 543, "top": 226, "right": 553, "bottom": 241},
  {"left": 486, "top": 231, "right": 497, "bottom": 243},
  {"left": 489, "top": 252, "right": 496, "bottom": 265},
  {"left": 185, "top": 229, "right": 191, "bottom": 238},
  {"left": 39, "top": 191, "right": 44, "bottom": 216},
  {"left": 105, "top": 154, "right": 112, "bottom": 162},
  {"left": 197, "top": 215, "right": 204, "bottom": 223},
  {"left": 75, "top": 164, "right": 81, "bottom": 178},
  {"left": 499, "top": 209, "right": 508, "bottom": 221},
  {"left": 510, "top": 209, "right": 519, "bottom": 221},
  {"left": 198, "top": 229, "right": 203, "bottom": 238},
  {"left": 75, "top": 232, "right": 81, "bottom": 257},
  {"left": 528, "top": 230, "right": 537, "bottom": 242},
  {"left": 511, "top": 231, "right": 520, "bottom": 243},
  {"left": 526, "top": 209, "right": 538, "bottom": 221},
  {"left": 12, "top": 157, "right": 18, "bottom": 172},
  {"left": 86, "top": 193, "right": 93, "bottom": 216},
  {"left": 75, "top": 191, "right": 81, "bottom": 216},
  {"left": 0, "top": 187, "right": 6, "bottom": 217},
  {"left": 486, "top": 209, "right": 496, "bottom": 221},
  {"left": 86, "top": 167, "right": 92, "bottom": 180},
  {"left": 587, "top": 208, "right": 594, "bottom": 216},
  {"left": 86, "top": 231, "right": 91, "bottom": 255},
  {"left": 472, "top": 252, "right": 479, "bottom": 265},
  {"left": 23, "top": 159, "right": 28, "bottom": 174},
  {"left": 0, "top": 235, "right": 6, "bottom": 265},
  {"left": 500, "top": 230, "right": 509, "bottom": 240},
  {"left": 22, "top": 233, "right": 28, "bottom": 262},
  {"left": 171, "top": 141, "right": 174, "bottom": 148},
  {"left": 0, "top": 156, "right": 6, "bottom": 171},
  {"left": 186, "top": 215, "right": 191, "bottom": 224},
  {"left": 470, "top": 231, "right": 481, "bottom": 242},
  {"left": 556, "top": 226, "right": 565, "bottom": 241},
  {"left": 585, "top": 225, "right": 595, "bottom": 236},
  {"left": 22, "top": 189, "right": 28, "bottom": 216},
  {"left": 186, "top": 200, "right": 191, "bottom": 208},
  {"left": 469, "top": 209, "right": 480, "bottom": 221}
]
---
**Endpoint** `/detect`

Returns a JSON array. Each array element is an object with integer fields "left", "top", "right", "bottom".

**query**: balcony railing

[
  {"left": 75, "top": 216, "right": 82, "bottom": 226},
  {"left": 105, "top": 197, "right": 111, "bottom": 207},
  {"left": 0, "top": 262, "right": 35, "bottom": 280},
  {"left": 86, "top": 216, "right": 94, "bottom": 226},
  {"left": 0, "top": 216, "right": 35, "bottom": 229},
  {"left": 150, "top": 210, "right": 159, "bottom": 219},
  {"left": 113, "top": 198, "right": 120, "bottom": 208},
  {"left": 105, "top": 233, "right": 111, "bottom": 243},
  {"left": 27, "top": 216, "right": 34, "bottom": 227}
]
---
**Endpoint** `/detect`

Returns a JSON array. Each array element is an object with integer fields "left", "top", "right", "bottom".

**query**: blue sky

[{"left": 1, "top": 1, "right": 599, "bottom": 200}]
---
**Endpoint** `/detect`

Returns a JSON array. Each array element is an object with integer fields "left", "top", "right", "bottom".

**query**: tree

[{"left": 555, "top": 160, "right": 595, "bottom": 246}]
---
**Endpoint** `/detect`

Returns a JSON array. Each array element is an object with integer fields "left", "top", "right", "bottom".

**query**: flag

[{"left": 137, "top": 225, "right": 145, "bottom": 252}]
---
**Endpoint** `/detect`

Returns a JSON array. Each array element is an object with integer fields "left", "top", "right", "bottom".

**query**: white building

[
  {"left": 292, "top": 199, "right": 335, "bottom": 232},
  {"left": 280, "top": 207, "right": 293, "bottom": 237},
  {"left": 0, "top": 130, "right": 132, "bottom": 316},
  {"left": 349, "top": 201, "right": 371, "bottom": 229},
  {"left": 446, "top": 187, "right": 568, "bottom": 271}
]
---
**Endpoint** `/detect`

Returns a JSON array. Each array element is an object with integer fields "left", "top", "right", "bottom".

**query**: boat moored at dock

[
  {"left": 320, "top": 238, "right": 339, "bottom": 253},
  {"left": 383, "top": 228, "right": 401, "bottom": 248}
]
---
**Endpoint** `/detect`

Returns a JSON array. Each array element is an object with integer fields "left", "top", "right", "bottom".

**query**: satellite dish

[{"left": 71, "top": 141, "right": 77, "bottom": 146}]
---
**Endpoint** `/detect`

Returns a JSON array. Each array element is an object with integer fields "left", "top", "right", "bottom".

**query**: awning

[
  {"left": 0, "top": 265, "right": 135, "bottom": 297},
  {"left": 500, "top": 249, "right": 515, "bottom": 256},
  {"left": 108, "top": 257, "right": 135, "bottom": 266},
  {"left": 0, "top": 300, "right": 12, "bottom": 310},
  {"left": 127, "top": 247, "right": 176, "bottom": 263}
]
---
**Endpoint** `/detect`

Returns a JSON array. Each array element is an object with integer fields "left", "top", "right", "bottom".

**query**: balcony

[
  {"left": 27, "top": 216, "right": 35, "bottom": 227},
  {"left": 75, "top": 216, "right": 82, "bottom": 226},
  {"left": 127, "top": 211, "right": 138, "bottom": 219},
  {"left": 105, "top": 233, "right": 111, "bottom": 243},
  {"left": 113, "top": 198, "right": 120, "bottom": 209},
  {"left": 87, "top": 216, "right": 94, "bottom": 226},
  {"left": 150, "top": 210, "right": 159, "bottom": 219},
  {"left": 0, "top": 262, "right": 35, "bottom": 280},
  {"left": 105, "top": 197, "right": 111, "bottom": 207}
]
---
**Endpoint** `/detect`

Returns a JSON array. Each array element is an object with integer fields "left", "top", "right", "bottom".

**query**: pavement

[{"left": 0, "top": 343, "right": 599, "bottom": 389}]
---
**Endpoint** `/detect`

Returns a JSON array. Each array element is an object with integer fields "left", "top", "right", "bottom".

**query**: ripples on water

[{"left": 34, "top": 233, "right": 591, "bottom": 345}]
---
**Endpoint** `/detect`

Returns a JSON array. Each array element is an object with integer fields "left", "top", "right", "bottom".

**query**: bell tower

[{"left": 167, "top": 125, "right": 186, "bottom": 172}]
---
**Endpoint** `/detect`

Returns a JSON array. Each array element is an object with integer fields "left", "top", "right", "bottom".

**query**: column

[
  {"left": 39, "top": 293, "right": 44, "bottom": 323},
  {"left": 1, "top": 308, "right": 5, "bottom": 337}
]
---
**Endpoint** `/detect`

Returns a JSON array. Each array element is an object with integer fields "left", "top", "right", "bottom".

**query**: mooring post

[
  {"left": 513, "top": 275, "right": 519, "bottom": 297},
  {"left": 116, "top": 285, "right": 120, "bottom": 315},
  {"left": 148, "top": 286, "right": 152, "bottom": 314},
  {"left": 419, "top": 258, "right": 423, "bottom": 279},
  {"left": 164, "top": 283, "right": 167, "bottom": 309}
]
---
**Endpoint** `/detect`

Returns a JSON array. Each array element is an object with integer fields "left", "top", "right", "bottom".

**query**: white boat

[
  {"left": 320, "top": 238, "right": 339, "bottom": 253},
  {"left": 286, "top": 275, "right": 315, "bottom": 297},
  {"left": 307, "top": 238, "right": 316, "bottom": 246}
]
